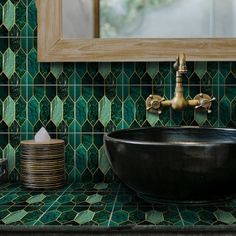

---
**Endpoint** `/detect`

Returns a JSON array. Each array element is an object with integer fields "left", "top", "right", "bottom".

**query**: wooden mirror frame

[{"left": 37, "top": 0, "right": 236, "bottom": 62}]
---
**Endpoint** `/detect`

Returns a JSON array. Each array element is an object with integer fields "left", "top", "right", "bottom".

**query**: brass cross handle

[
  {"left": 194, "top": 93, "right": 216, "bottom": 114},
  {"left": 146, "top": 95, "right": 165, "bottom": 115}
]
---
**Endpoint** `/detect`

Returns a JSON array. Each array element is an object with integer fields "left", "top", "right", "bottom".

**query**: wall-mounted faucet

[{"left": 146, "top": 53, "right": 216, "bottom": 115}]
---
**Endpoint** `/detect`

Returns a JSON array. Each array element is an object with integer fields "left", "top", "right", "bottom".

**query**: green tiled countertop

[{"left": 1, "top": 182, "right": 236, "bottom": 230}]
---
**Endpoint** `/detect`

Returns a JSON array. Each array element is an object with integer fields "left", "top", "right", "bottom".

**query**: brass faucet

[{"left": 146, "top": 53, "right": 216, "bottom": 114}]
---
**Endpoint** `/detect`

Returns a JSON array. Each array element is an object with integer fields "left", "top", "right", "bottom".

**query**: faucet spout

[{"left": 171, "top": 54, "right": 188, "bottom": 110}]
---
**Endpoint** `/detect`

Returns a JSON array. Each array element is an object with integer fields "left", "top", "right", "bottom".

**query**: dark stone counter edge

[{"left": 1, "top": 225, "right": 236, "bottom": 235}]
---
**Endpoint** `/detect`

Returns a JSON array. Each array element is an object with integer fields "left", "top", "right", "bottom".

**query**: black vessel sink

[{"left": 104, "top": 127, "right": 236, "bottom": 203}]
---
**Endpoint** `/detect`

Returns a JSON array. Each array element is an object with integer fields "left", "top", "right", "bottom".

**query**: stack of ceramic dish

[{"left": 20, "top": 140, "right": 65, "bottom": 189}]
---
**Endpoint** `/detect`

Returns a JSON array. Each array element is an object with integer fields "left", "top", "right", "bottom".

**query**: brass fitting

[{"left": 146, "top": 53, "right": 215, "bottom": 115}]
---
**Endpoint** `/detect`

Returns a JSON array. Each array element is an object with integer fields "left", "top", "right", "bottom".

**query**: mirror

[
  {"left": 63, "top": 0, "right": 236, "bottom": 39},
  {"left": 37, "top": 0, "right": 236, "bottom": 62}
]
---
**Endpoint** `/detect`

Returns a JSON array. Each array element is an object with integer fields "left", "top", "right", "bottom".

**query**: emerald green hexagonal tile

[
  {"left": 99, "top": 96, "right": 111, "bottom": 126},
  {"left": 124, "top": 97, "right": 135, "bottom": 126},
  {"left": 146, "top": 62, "right": 158, "bottom": 79},
  {"left": 214, "top": 210, "right": 236, "bottom": 225},
  {"left": 15, "top": 97, "right": 26, "bottom": 126},
  {"left": 146, "top": 210, "right": 164, "bottom": 224},
  {"left": 163, "top": 210, "right": 181, "bottom": 224},
  {"left": 2, "top": 210, "right": 27, "bottom": 225},
  {"left": 99, "top": 147, "right": 110, "bottom": 175},
  {"left": 111, "top": 96, "right": 122, "bottom": 126},
  {"left": 26, "top": 194, "right": 46, "bottom": 204},
  {"left": 3, "top": 0, "right": 15, "bottom": 31},
  {"left": 28, "top": 0, "right": 37, "bottom": 30},
  {"left": 0, "top": 193, "right": 18, "bottom": 205},
  {"left": 219, "top": 96, "right": 230, "bottom": 126},
  {"left": 94, "top": 183, "right": 108, "bottom": 190},
  {"left": 194, "top": 110, "right": 207, "bottom": 126},
  {"left": 194, "top": 62, "right": 207, "bottom": 79},
  {"left": 88, "top": 145, "right": 98, "bottom": 173},
  {"left": 181, "top": 209, "right": 199, "bottom": 225},
  {"left": 93, "top": 210, "right": 110, "bottom": 224},
  {"left": 3, "top": 96, "right": 15, "bottom": 126},
  {"left": 88, "top": 97, "right": 98, "bottom": 126},
  {"left": 40, "top": 210, "right": 61, "bottom": 224},
  {"left": 198, "top": 210, "right": 217, "bottom": 224},
  {"left": 86, "top": 194, "right": 103, "bottom": 204},
  {"left": 76, "top": 145, "right": 87, "bottom": 174},
  {"left": 51, "top": 63, "right": 63, "bottom": 79},
  {"left": 112, "top": 210, "right": 129, "bottom": 224},
  {"left": 74, "top": 210, "right": 95, "bottom": 225},
  {"left": 76, "top": 97, "right": 87, "bottom": 125},
  {"left": 146, "top": 111, "right": 159, "bottom": 127},
  {"left": 51, "top": 96, "right": 63, "bottom": 127},
  {"left": 57, "top": 210, "right": 77, "bottom": 224},
  {"left": 130, "top": 210, "right": 145, "bottom": 223},
  {"left": 58, "top": 194, "right": 74, "bottom": 204},
  {"left": 40, "top": 97, "right": 50, "bottom": 125},
  {"left": 28, "top": 96, "right": 39, "bottom": 126},
  {"left": 28, "top": 49, "right": 38, "bottom": 78},
  {"left": 3, "top": 48, "right": 15, "bottom": 78},
  {"left": 99, "top": 62, "right": 110, "bottom": 78},
  {"left": 63, "top": 97, "right": 74, "bottom": 126}
]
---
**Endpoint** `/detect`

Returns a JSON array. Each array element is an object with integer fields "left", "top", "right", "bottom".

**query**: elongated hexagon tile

[
  {"left": 28, "top": 97, "right": 39, "bottom": 126},
  {"left": 58, "top": 194, "right": 74, "bottom": 204},
  {"left": 74, "top": 210, "right": 95, "bottom": 224},
  {"left": 111, "top": 210, "right": 129, "bottom": 224},
  {"left": 76, "top": 97, "right": 87, "bottom": 126},
  {"left": 3, "top": 0, "right": 15, "bottom": 31},
  {"left": 86, "top": 194, "right": 103, "bottom": 204},
  {"left": 181, "top": 210, "right": 199, "bottom": 225},
  {"left": 3, "top": 48, "right": 15, "bottom": 78},
  {"left": 51, "top": 96, "right": 63, "bottom": 127},
  {"left": 28, "top": 49, "right": 38, "bottom": 78},
  {"left": 99, "top": 147, "right": 110, "bottom": 175},
  {"left": 40, "top": 210, "right": 61, "bottom": 224},
  {"left": 146, "top": 111, "right": 159, "bottom": 127},
  {"left": 51, "top": 63, "right": 63, "bottom": 79},
  {"left": 26, "top": 194, "right": 46, "bottom": 204},
  {"left": 76, "top": 145, "right": 87, "bottom": 174},
  {"left": 124, "top": 97, "right": 135, "bottom": 126},
  {"left": 99, "top": 96, "right": 111, "bottom": 126},
  {"left": 146, "top": 210, "right": 164, "bottom": 224},
  {"left": 94, "top": 183, "right": 108, "bottom": 190},
  {"left": 194, "top": 62, "right": 207, "bottom": 79},
  {"left": 2, "top": 210, "right": 27, "bottom": 224},
  {"left": 214, "top": 210, "right": 236, "bottom": 225},
  {"left": 99, "top": 62, "right": 111, "bottom": 78},
  {"left": 3, "top": 96, "right": 15, "bottom": 127},
  {"left": 198, "top": 210, "right": 217, "bottom": 224}
]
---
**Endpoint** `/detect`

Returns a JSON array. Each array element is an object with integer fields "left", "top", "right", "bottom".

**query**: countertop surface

[{"left": 0, "top": 182, "right": 236, "bottom": 228}]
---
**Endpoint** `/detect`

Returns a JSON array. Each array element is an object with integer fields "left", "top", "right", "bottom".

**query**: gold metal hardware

[
  {"left": 146, "top": 53, "right": 215, "bottom": 114},
  {"left": 194, "top": 93, "right": 216, "bottom": 113}
]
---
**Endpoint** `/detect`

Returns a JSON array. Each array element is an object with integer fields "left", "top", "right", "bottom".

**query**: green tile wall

[{"left": 0, "top": 0, "right": 236, "bottom": 182}]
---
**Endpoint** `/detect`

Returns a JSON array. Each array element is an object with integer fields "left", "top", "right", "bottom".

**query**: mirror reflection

[{"left": 63, "top": 0, "right": 236, "bottom": 39}]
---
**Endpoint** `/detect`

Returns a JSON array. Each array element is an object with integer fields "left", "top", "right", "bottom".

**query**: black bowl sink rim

[{"left": 104, "top": 126, "right": 236, "bottom": 146}]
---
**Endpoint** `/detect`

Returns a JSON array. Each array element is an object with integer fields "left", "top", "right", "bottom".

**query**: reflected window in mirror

[{"left": 63, "top": 0, "right": 236, "bottom": 39}]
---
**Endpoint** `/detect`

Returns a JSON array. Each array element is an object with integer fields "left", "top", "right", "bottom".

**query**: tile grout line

[
  {"left": 26, "top": 0, "right": 29, "bottom": 140},
  {"left": 0, "top": 186, "right": 20, "bottom": 200},
  {"left": 74, "top": 63, "right": 77, "bottom": 181},
  {"left": 176, "top": 206, "right": 185, "bottom": 227},
  {"left": 218, "top": 67, "right": 220, "bottom": 127},
  {"left": 122, "top": 63, "right": 124, "bottom": 129},
  {"left": 33, "top": 183, "right": 72, "bottom": 225},
  {"left": 1, "top": 84, "right": 234, "bottom": 87},
  {"left": 107, "top": 183, "right": 121, "bottom": 227}
]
